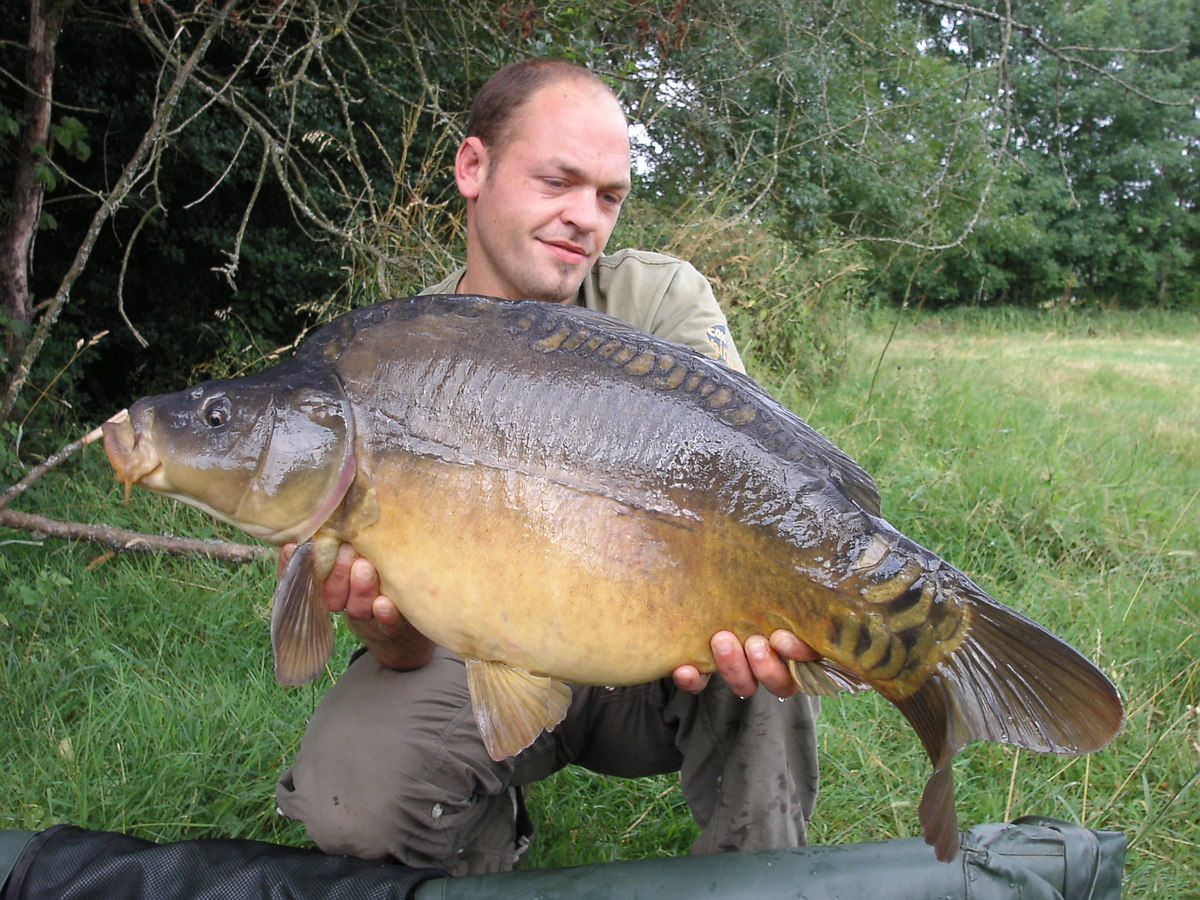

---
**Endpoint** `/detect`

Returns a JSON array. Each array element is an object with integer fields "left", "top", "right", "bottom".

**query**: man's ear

[{"left": 455, "top": 137, "right": 488, "bottom": 199}]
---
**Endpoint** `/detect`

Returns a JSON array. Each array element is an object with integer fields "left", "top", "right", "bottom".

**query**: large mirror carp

[{"left": 102, "top": 294, "right": 1123, "bottom": 861}]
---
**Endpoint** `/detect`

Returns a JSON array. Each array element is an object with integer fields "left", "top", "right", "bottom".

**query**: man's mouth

[{"left": 541, "top": 238, "right": 590, "bottom": 265}]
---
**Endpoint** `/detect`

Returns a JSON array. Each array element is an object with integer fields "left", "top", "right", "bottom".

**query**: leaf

[
  {"left": 51, "top": 116, "right": 91, "bottom": 162},
  {"left": 86, "top": 551, "right": 116, "bottom": 571},
  {"left": 33, "top": 162, "right": 57, "bottom": 191}
]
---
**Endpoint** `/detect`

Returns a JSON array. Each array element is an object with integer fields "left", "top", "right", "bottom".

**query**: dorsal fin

[{"left": 303, "top": 294, "right": 882, "bottom": 516}]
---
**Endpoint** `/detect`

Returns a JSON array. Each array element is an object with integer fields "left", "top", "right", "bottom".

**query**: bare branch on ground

[
  {"left": 1, "top": 416, "right": 271, "bottom": 564},
  {"left": 0, "top": 507, "right": 271, "bottom": 563}
]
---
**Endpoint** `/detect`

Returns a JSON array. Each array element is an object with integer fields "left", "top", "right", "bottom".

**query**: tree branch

[
  {"left": 0, "top": 0, "right": 243, "bottom": 425},
  {"left": 0, "top": 507, "right": 272, "bottom": 562},
  {"left": 918, "top": 0, "right": 1198, "bottom": 106},
  {"left": 0, "top": 418, "right": 270, "bottom": 563},
  {"left": 1, "top": 0, "right": 71, "bottom": 351}
]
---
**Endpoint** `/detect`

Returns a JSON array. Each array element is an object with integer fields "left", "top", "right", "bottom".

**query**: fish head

[{"left": 102, "top": 369, "right": 356, "bottom": 544}]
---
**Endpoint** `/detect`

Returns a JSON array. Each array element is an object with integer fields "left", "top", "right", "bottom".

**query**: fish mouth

[{"left": 101, "top": 408, "right": 164, "bottom": 500}]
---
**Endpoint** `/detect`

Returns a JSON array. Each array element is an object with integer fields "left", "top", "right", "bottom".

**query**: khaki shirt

[{"left": 421, "top": 248, "right": 745, "bottom": 372}]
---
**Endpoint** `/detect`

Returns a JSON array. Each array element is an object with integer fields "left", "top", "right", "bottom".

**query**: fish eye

[{"left": 202, "top": 397, "right": 231, "bottom": 428}]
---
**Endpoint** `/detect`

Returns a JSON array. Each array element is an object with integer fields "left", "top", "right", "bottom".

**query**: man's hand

[
  {"left": 671, "top": 630, "right": 819, "bottom": 698},
  {"left": 279, "top": 542, "right": 434, "bottom": 671},
  {"left": 315, "top": 543, "right": 397, "bottom": 627}
]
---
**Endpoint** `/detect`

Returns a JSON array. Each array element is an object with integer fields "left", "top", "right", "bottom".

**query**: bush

[{"left": 616, "top": 199, "right": 867, "bottom": 393}]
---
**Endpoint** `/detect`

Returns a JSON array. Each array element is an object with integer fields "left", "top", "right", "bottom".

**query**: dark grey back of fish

[{"left": 298, "top": 294, "right": 881, "bottom": 526}]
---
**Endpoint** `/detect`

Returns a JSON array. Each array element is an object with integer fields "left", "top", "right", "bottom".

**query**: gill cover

[{"left": 129, "top": 368, "right": 357, "bottom": 545}]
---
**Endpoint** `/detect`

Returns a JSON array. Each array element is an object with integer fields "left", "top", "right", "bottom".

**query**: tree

[
  {"left": 2, "top": 0, "right": 252, "bottom": 429},
  {"left": 2, "top": 0, "right": 1195, "bottom": 451},
  {"left": 1, "top": 0, "right": 471, "bottom": 436},
  {"left": 887, "top": 0, "right": 1200, "bottom": 306},
  {"left": 1, "top": 0, "right": 73, "bottom": 355}
]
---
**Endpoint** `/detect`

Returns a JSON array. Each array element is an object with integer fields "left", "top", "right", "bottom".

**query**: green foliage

[
  {"left": 50, "top": 115, "right": 90, "bottom": 162},
  {"left": 616, "top": 1, "right": 1199, "bottom": 310},
  {"left": 614, "top": 197, "right": 868, "bottom": 392},
  {"left": 2, "top": 111, "right": 90, "bottom": 197},
  {"left": 1, "top": 0, "right": 1196, "bottom": 454},
  {"left": 0, "top": 421, "right": 24, "bottom": 483},
  {"left": 809, "top": 314, "right": 1199, "bottom": 894},
  {"left": 917, "top": 0, "right": 1200, "bottom": 309},
  {"left": 0, "top": 101, "right": 18, "bottom": 139}
]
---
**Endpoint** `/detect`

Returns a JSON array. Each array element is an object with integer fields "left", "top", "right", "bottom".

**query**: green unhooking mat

[{"left": 1, "top": 817, "right": 1125, "bottom": 899}]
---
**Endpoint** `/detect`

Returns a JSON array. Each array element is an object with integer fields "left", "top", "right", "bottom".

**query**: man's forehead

[
  {"left": 518, "top": 81, "right": 627, "bottom": 132},
  {"left": 505, "top": 92, "right": 630, "bottom": 171}
]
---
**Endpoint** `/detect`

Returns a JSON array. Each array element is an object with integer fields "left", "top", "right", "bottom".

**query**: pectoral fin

[
  {"left": 272, "top": 539, "right": 336, "bottom": 686},
  {"left": 465, "top": 659, "right": 573, "bottom": 761}
]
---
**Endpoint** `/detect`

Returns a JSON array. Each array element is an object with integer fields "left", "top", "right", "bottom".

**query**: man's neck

[{"left": 455, "top": 269, "right": 580, "bottom": 305}]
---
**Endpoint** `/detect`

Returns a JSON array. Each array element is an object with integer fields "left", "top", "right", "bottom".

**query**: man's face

[{"left": 457, "top": 82, "right": 632, "bottom": 304}]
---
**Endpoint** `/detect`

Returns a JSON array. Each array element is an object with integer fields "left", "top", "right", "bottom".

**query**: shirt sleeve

[
  {"left": 648, "top": 259, "right": 746, "bottom": 373},
  {"left": 419, "top": 268, "right": 465, "bottom": 295},
  {"left": 586, "top": 250, "right": 746, "bottom": 373}
]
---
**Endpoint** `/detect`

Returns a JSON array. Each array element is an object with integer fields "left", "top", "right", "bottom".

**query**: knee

[
  {"left": 276, "top": 752, "right": 523, "bottom": 875},
  {"left": 276, "top": 755, "right": 440, "bottom": 862},
  {"left": 278, "top": 773, "right": 403, "bottom": 860},
  {"left": 273, "top": 650, "right": 527, "bottom": 873}
]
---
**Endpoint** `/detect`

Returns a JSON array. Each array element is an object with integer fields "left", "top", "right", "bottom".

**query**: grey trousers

[{"left": 276, "top": 647, "right": 820, "bottom": 876}]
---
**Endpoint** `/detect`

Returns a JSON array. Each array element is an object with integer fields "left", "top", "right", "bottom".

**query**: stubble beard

[{"left": 515, "top": 253, "right": 587, "bottom": 304}]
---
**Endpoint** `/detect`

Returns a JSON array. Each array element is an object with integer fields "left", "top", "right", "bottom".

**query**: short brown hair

[{"left": 467, "top": 58, "right": 618, "bottom": 157}]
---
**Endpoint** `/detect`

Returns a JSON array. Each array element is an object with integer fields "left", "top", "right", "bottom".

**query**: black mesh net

[{"left": 3, "top": 825, "right": 444, "bottom": 900}]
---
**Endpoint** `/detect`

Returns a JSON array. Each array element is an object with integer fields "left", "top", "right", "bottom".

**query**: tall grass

[
  {"left": 1, "top": 309, "right": 1196, "bottom": 894},
  {"left": 785, "top": 310, "right": 1198, "bottom": 894}
]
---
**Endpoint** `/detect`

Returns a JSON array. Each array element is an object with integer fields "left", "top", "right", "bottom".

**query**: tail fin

[{"left": 892, "top": 572, "right": 1123, "bottom": 862}]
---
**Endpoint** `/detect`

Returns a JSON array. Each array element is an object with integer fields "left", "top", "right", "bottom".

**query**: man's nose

[{"left": 561, "top": 189, "right": 600, "bottom": 232}]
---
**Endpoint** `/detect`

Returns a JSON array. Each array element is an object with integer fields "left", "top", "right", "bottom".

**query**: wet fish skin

[{"left": 101, "top": 294, "right": 1123, "bottom": 861}]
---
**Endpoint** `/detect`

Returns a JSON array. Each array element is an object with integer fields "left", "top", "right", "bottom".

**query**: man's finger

[
  {"left": 322, "top": 543, "right": 359, "bottom": 613},
  {"left": 746, "top": 634, "right": 799, "bottom": 698},
  {"left": 372, "top": 595, "right": 402, "bottom": 636},
  {"left": 711, "top": 630, "right": 757, "bottom": 698},
  {"left": 344, "top": 555, "right": 382, "bottom": 620},
  {"left": 278, "top": 543, "right": 295, "bottom": 578},
  {"left": 770, "top": 629, "right": 820, "bottom": 663},
  {"left": 671, "top": 664, "right": 711, "bottom": 694}
]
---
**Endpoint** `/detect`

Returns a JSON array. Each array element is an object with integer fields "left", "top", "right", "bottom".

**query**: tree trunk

[{"left": 0, "top": 0, "right": 70, "bottom": 359}]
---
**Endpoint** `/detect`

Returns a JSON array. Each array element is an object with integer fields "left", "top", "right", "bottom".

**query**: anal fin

[
  {"left": 787, "top": 658, "right": 870, "bottom": 696},
  {"left": 892, "top": 672, "right": 967, "bottom": 862},
  {"left": 465, "top": 659, "right": 573, "bottom": 762},
  {"left": 272, "top": 539, "right": 336, "bottom": 686}
]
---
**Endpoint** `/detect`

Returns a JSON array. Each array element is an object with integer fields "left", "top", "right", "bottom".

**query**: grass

[
  {"left": 1, "top": 308, "right": 1196, "bottom": 894},
  {"left": 795, "top": 307, "right": 1199, "bottom": 894}
]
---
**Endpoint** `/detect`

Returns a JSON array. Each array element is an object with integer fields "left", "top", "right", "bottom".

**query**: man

[{"left": 276, "top": 58, "right": 822, "bottom": 876}]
